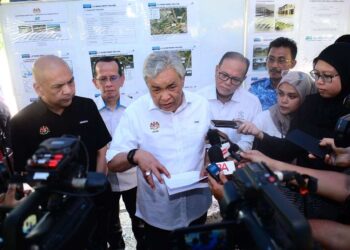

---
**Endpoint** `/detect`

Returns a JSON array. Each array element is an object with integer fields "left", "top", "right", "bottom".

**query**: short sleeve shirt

[
  {"left": 249, "top": 78, "right": 277, "bottom": 110},
  {"left": 10, "top": 96, "right": 111, "bottom": 172}
]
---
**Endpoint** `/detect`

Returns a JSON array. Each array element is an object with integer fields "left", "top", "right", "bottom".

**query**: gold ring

[{"left": 145, "top": 170, "right": 152, "bottom": 176}]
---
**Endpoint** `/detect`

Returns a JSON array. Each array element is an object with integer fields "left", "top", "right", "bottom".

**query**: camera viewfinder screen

[{"left": 183, "top": 228, "right": 230, "bottom": 250}]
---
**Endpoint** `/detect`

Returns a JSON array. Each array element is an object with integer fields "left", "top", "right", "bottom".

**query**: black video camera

[
  {"left": 172, "top": 162, "right": 312, "bottom": 250},
  {"left": 2, "top": 136, "right": 108, "bottom": 250}
]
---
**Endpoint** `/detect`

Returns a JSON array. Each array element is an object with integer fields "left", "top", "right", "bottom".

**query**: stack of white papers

[{"left": 163, "top": 171, "right": 208, "bottom": 196}]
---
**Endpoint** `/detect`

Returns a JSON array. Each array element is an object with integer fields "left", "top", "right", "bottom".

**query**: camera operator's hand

[
  {"left": 133, "top": 149, "right": 171, "bottom": 190},
  {"left": 0, "top": 184, "right": 27, "bottom": 208},
  {"left": 319, "top": 138, "right": 350, "bottom": 167},
  {"left": 207, "top": 173, "right": 227, "bottom": 201},
  {"left": 237, "top": 121, "right": 264, "bottom": 140}
]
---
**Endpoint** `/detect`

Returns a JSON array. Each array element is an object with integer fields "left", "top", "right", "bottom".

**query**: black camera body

[
  {"left": 172, "top": 162, "right": 312, "bottom": 250},
  {"left": 2, "top": 136, "right": 108, "bottom": 250},
  {"left": 224, "top": 162, "right": 312, "bottom": 249}
]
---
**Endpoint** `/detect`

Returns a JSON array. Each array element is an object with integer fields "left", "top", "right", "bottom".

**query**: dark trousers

[
  {"left": 108, "top": 187, "right": 146, "bottom": 250},
  {"left": 89, "top": 185, "right": 113, "bottom": 250},
  {"left": 144, "top": 212, "right": 207, "bottom": 250}
]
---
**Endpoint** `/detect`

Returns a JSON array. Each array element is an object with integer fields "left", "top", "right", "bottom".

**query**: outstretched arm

[{"left": 241, "top": 150, "right": 350, "bottom": 203}]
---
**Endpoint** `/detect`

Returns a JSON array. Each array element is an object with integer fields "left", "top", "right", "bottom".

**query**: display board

[
  {"left": 245, "top": 0, "right": 350, "bottom": 86},
  {"left": 0, "top": 0, "right": 245, "bottom": 110}
]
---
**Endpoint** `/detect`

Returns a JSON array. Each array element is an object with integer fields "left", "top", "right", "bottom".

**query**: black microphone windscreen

[
  {"left": 208, "top": 145, "right": 225, "bottom": 163},
  {"left": 207, "top": 129, "right": 221, "bottom": 146},
  {"left": 228, "top": 142, "right": 240, "bottom": 152}
]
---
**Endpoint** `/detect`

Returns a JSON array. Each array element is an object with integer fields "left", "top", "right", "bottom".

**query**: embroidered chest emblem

[
  {"left": 39, "top": 125, "right": 50, "bottom": 135},
  {"left": 149, "top": 121, "right": 160, "bottom": 133}
]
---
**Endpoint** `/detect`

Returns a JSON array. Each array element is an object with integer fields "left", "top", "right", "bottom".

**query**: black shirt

[{"left": 10, "top": 96, "right": 111, "bottom": 172}]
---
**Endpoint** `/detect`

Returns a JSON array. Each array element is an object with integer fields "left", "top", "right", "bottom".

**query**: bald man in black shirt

[
  {"left": 10, "top": 55, "right": 112, "bottom": 249},
  {"left": 10, "top": 55, "right": 111, "bottom": 173}
]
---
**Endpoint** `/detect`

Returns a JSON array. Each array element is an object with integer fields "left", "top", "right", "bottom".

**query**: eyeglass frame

[
  {"left": 94, "top": 75, "right": 122, "bottom": 85},
  {"left": 266, "top": 56, "right": 292, "bottom": 65},
  {"left": 309, "top": 70, "right": 339, "bottom": 84},
  {"left": 217, "top": 71, "right": 245, "bottom": 86}
]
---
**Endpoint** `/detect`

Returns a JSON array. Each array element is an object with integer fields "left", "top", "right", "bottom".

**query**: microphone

[
  {"left": 207, "top": 129, "right": 242, "bottom": 162},
  {"left": 207, "top": 129, "right": 221, "bottom": 146},
  {"left": 228, "top": 143, "right": 242, "bottom": 162},
  {"left": 207, "top": 145, "right": 235, "bottom": 175},
  {"left": 208, "top": 145, "right": 225, "bottom": 163}
]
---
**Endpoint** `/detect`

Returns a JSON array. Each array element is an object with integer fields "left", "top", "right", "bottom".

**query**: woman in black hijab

[
  {"left": 256, "top": 42, "right": 350, "bottom": 170},
  {"left": 251, "top": 43, "right": 350, "bottom": 221}
]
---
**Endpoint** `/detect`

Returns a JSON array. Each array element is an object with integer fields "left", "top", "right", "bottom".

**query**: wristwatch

[{"left": 127, "top": 149, "right": 138, "bottom": 165}]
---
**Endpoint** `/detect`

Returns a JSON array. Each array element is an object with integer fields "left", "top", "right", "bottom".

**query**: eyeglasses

[
  {"left": 95, "top": 75, "right": 121, "bottom": 84},
  {"left": 309, "top": 70, "right": 339, "bottom": 84},
  {"left": 217, "top": 72, "right": 244, "bottom": 86},
  {"left": 266, "top": 56, "right": 292, "bottom": 65}
]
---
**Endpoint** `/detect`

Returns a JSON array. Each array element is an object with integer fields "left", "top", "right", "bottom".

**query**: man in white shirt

[
  {"left": 107, "top": 52, "right": 212, "bottom": 249},
  {"left": 198, "top": 51, "right": 262, "bottom": 151},
  {"left": 92, "top": 56, "right": 144, "bottom": 250}
]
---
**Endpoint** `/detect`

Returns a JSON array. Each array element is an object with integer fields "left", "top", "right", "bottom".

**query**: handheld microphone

[
  {"left": 207, "top": 129, "right": 221, "bottom": 146},
  {"left": 207, "top": 145, "right": 235, "bottom": 175},
  {"left": 207, "top": 129, "right": 242, "bottom": 162}
]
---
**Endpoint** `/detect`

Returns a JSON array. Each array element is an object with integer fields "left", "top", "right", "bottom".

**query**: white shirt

[
  {"left": 94, "top": 94, "right": 137, "bottom": 192},
  {"left": 106, "top": 90, "right": 212, "bottom": 230},
  {"left": 253, "top": 110, "right": 283, "bottom": 138},
  {"left": 197, "top": 85, "right": 262, "bottom": 150}
]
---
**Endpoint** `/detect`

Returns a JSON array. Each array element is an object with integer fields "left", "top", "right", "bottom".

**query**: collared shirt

[
  {"left": 106, "top": 90, "right": 212, "bottom": 230},
  {"left": 10, "top": 96, "right": 111, "bottom": 172},
  {"left": 249, "top": 77, "right": 277, "bottom": 110},
  {"left": 197, "top": 85, "right": 262, "bottom": 151},
  {"left": 253, "top": 110, "right": 282, "bottom": 138},
  {"left": 94, "top": 94, "right": 137, "bottom": 192}
]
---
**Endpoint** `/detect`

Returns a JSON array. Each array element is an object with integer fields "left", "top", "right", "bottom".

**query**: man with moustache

[
  {"left": 10, "top": 55, "right": 111, "bottom": 173},
  {"left": 107, "top": 52, "right": 212, "bottom": 249},
  {"left": 249, "top": 37, "right": 297, "bottom": 110},
  {"left": 10, "top": 55, "right": 112, "bottom": 249}
]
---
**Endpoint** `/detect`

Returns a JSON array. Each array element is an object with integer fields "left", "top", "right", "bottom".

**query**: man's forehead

[
  {"left": 96, "top": 60, "right": 118, "bottom": 69},
  {"left": 219, "top": 58, "right": 247, "bottom": 73},
  {"left": 268, "top": 47, "right": 292, "bottom": 57},
  {"left": 40, "top": 67, "right": 72, "bottom": 86}
]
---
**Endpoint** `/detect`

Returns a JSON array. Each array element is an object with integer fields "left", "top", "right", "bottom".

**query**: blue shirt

[{"left": 249, "top": 77, "right": 277, "bottom": 110}]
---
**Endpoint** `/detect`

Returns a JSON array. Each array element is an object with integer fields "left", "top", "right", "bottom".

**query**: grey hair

[{"left": 143, "top": 51, "right": 186, "bottom": 82}]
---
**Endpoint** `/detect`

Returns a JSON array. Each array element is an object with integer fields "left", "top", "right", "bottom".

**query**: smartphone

[
  {"left": 206, "top": 163, "right": 221, "bottom": 182},
  {"left": 211, "top": 120, "right": 239, "bottom": 129},
  {"left": 286, "top": 129, "right": 331, "bottom": 158}
]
